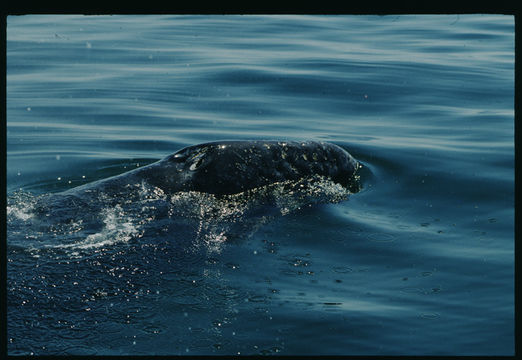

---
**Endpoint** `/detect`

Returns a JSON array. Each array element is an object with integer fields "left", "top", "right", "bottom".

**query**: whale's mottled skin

[{"left": 65, "top": 140, "right": 360, "bottom": 197}]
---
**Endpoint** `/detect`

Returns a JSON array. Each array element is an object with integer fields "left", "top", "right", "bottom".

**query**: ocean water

[{"left": 5, "top": 14, "right": 514, "bottom": 355}]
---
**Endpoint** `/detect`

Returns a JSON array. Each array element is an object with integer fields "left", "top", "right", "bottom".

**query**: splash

[
  {"left": 7, "top": 174, "right": 359, "bottom": 256},
  {"left": 167, "top": 174, "right": 355, "bottom": 253},
  {"left": 56, "top": 205, "right": 140, "bottom": 250},
  {"left": 7, "top": 190, "right": 37, "bottom": 222}
]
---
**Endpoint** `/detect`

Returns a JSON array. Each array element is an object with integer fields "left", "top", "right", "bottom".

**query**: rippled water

[{"left": 6, "top": 15, "right": 514, "bottom": 355}]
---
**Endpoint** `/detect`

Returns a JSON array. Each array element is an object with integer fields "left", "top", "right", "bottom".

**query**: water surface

[{"left": 6, "top": 14, "right": 514, "bottom": 355}]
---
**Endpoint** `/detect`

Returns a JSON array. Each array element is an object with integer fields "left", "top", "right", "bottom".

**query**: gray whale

[{"left": 65, "top": 140, "right": 360, "bottom": 197}]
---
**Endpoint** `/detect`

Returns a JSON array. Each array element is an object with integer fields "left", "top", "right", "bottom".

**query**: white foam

[
  {"left": 54, "top": 204, "right": 139, "bottom": 250},
  {"left": 7, "top": 205, "right": 34, "bottom": 221},
  {"left": 7, "top": 191, "right": 37, "bottom": 221}
]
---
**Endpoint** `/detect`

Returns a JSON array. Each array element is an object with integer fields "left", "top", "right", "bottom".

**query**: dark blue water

[{"left": 6, "top": 15, "right": 514, "bottom": 355}]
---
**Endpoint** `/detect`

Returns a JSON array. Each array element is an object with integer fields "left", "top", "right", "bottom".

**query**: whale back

[{"left": 161, "top": 140, "right": 359, "bottom": 195}]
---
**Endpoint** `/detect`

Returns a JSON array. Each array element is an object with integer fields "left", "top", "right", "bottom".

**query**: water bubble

[
  {"left": 367, "top": 232, "right": 395, "bottom": 243},
  {"left": 420, "top": 312, "right": 440, "bottom": 319},
  {"left": 401, "top": 287, "right": 425, "bottom": 295}
]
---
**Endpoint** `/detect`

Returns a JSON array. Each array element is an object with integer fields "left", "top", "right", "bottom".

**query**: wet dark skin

[{"left": 65, "top": 140, "right": 360, "bottom": 197}]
